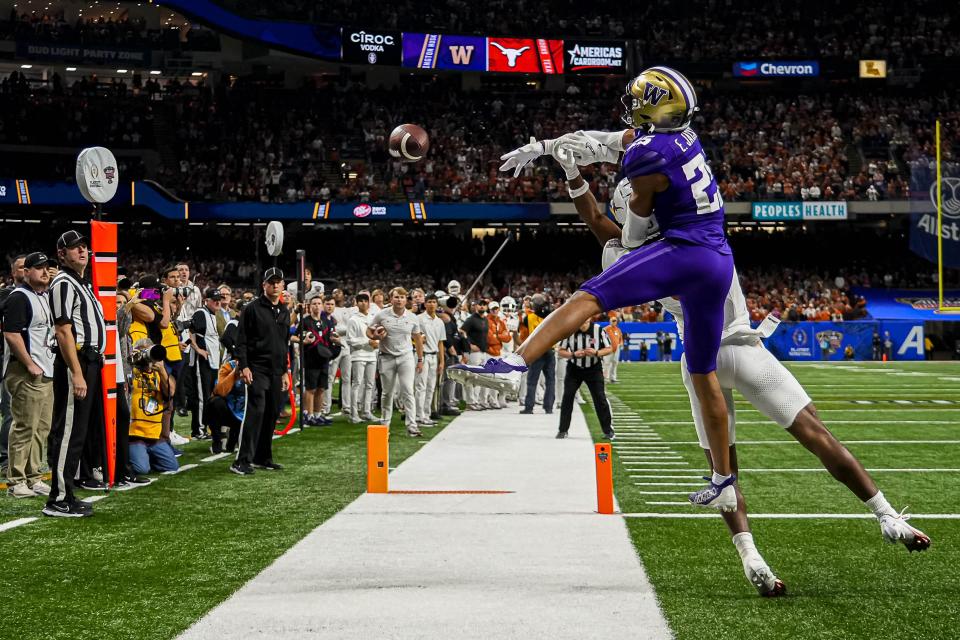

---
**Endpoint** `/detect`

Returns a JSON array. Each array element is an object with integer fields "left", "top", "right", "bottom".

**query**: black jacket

[{"left": 236, "top": 294, "right": 291, "bottom": 375}]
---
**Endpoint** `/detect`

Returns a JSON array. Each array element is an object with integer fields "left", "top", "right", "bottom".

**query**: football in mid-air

[{"left": 389, "top": 123, "right": 430, "bottom": 162}]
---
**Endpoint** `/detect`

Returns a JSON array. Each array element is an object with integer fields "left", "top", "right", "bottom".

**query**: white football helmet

[
  {"left": 447, "top": 279, "right": 462, "bottom": 295},
  {"left": 499, "top": 296, "right": 517, "bottom": 313}
]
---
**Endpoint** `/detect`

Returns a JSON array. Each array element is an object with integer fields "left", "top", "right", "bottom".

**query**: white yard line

[
  {"left": 639, "top": 420, "right": 951, "bottom": 425},
  {"left": 0, "top": 517, "right": 38, "bottom": 532},
  {"left": 162, "top": 463, "right": 199, "bottom": 475},
  {"left": 640, "top": 440, "right": 960, "bottom": 445},
  {"left": 625, "top": 467, "right": 960, "bottom": 473},
  {"left": 201, "top": 452, "right": 232, "bottom": 462},
  {"left": 82, "top": 495, "right": 106, "bottom": 503}
]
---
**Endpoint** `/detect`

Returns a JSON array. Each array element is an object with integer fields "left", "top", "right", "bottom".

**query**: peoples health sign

[
  {"left": 734, "top": 60, "right": 819, "bottom": 77},
  {"left": 752, "top": 201, "right": 847, "bottom": 220}
]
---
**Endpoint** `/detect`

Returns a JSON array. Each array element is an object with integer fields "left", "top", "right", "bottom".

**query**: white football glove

[
  {"left": 499, "top": 137, "right": 555, "bottom": 177},
  {"left": 610, "top": 178, "right": 659, "bottom": 249},
  {"left": 552, "top": 139, "right": 580, "bottom": 180},
  {"left": 556, "top": 131, "right": 621, "bottom": 166}
]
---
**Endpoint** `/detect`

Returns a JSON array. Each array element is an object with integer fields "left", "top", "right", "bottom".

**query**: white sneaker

[
  {"left": 91, "top": 467, "right": 104, "bottom": 483},
  {"left": 8, "top": 482, "right": 36, "bottom": 498},
  {"left": 419, "top": 418, "right": 437, "bottom": 426},
  {"left": 879, "top": 508, "right": 932, "bottom": 552},
  {"left": 169, "top": 430, "right": 190, "bottom": 446},
  {"left": 742, "top": 556, "right": 786, "bottom": 597},
  {"left": 29, "top": 480, "right": 51, "bottom": 496}
]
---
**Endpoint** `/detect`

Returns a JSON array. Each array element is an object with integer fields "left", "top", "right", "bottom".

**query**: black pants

[
  {"left": 235, "top": 369, "right": 282, "bottom": 466},
  {"left": 49, "top": 353, "right": 104, "bottom": 504},
  {"left": 115, "top": 381, "right": 131, "bottom": 481},
  {"left": 524, "top": 351, "right": 556, "bottom": 412},
  {"left": 176, "top": 358, "right": 196, "bottom": 413},
  {"left": 208, "top": 395, "right": 241, "bottom": 453},
  {"left": 190, "top": 359, "right": 217, "bottom": 436},
  {"left": 558, "top": 362, "right": 613, "bottom": 436}
]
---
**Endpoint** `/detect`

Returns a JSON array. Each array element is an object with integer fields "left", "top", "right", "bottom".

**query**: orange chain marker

[
  {"left": 367, "top": 425, "right": 389, "bottom": 493},
  {"left": 595, "top": 442, "right": 614, "bottom": 514}
]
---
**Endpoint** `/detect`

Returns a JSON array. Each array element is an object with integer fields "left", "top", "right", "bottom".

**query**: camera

[
  {"left": 174, "top": 318, "right": 195, "bottom": 333},
  {"left": 162, "top": 284, "right": 192, "bottom": 299},
  {"left": 129, "top": 344, "right": 166, "bottom": 368}
]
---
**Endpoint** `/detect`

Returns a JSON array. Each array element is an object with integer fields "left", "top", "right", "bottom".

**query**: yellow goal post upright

[{"left": 936, "top": 119, "right": 960, "bottom": 312}]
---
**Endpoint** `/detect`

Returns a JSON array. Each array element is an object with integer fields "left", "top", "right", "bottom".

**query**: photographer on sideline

[{"left": 128, "top": 339, "right": 178, "bottom": 475}]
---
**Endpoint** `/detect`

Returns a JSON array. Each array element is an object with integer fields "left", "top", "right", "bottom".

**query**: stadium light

[
  {"left": 20, "top": 64, "right": 32, "bottom": 69},
  {"left": 117, "top": 69, "right": 128, "bottom": 74},
  {"left": 149, "top": 70, "right": 162, "bottom": 75},
  {"left": 66, "top": 67, "right": 77, "bottom": 71}
]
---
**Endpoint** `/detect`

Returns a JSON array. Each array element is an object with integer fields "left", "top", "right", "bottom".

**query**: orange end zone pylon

[
  {"left": 367, "top": 425, "right": 389, "bottom": 493},
  {"left": 595, "top": 442, "right": 614, "bottom": 514}
]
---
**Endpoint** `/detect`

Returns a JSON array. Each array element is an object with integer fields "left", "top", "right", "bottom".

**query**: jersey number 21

[{"left": 681, "top": 153, "right": 723, "bottom": 214}]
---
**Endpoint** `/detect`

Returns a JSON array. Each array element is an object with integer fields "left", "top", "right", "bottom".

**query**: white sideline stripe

[
  {"left": 0, "top": 517, "right": 38, "bottom": 532},
  {"left": 646, "top": 501, "right": 693, "bottom": 506},
  {"left": 632, "top": 482, "right": 704, "bottom": 486},
  {"left": 623, "top": 462, "right": 689, "bottom": 466},
  {"left": 82, "top": 495, "right": 106, "bottom": 503},
  {"left": 201, "top": 452, "right": 231, "bottom": 462},
  {"left": 621, "top": 513, "right": 960, "bottom": 520},
  {"left": 162, "top": 463, "right": 198, "bottom": 475},
  {"left": 286, "top": 428, "right": 301, "bottom": 434},
  {"left": 646, "top": 440, "right": 960, "bottom": 445},
  {"left": 272, "top": 434, "right": 281, "bottom": 440},
  {"left": 618, "top": 456, "right": 684, "bottom": 460}
]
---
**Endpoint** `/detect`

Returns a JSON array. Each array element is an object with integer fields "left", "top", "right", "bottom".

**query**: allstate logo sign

[
  {"left": 930, "top": 177, "right": 960, "bottom": 219},
  {"left": 353, "top": 204, "right": 372, "bottom": 218}
]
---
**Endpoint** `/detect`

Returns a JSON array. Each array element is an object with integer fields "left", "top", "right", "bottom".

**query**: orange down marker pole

[
  {"left": 595, "top": 443, "right": 614, "bottom": 514},
  {"left": 367, "top": 425, "right": 389, "bottom": 493}
]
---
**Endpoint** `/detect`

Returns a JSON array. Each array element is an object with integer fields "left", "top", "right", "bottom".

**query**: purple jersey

[{"left": 622, "top": 128, "right": 729, "bottom": 253}]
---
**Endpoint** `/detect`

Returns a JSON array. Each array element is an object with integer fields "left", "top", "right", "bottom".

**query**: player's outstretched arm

[{"left": 569, "top": 174, "right": 620, "bottom": 246}]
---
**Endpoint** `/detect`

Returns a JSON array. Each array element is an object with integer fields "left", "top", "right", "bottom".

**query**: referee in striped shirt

[
  {"left": 556, "top": 318, "right": 615, "bottom": 440},
  {"left": 45, "top": 230, "right": 106, "bottom": 517}
]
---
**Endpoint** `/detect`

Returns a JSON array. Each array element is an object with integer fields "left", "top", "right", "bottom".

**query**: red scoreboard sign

[{"left": 486, "top": 37, "right": 563, "bottom": 74}]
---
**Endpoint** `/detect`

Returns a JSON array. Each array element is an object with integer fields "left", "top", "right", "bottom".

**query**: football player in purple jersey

[{"left": 449, "top": 67, "right": 740, "bottom": 510}]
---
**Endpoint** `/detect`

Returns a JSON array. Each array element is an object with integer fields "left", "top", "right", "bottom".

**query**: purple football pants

[{"left": 580, "top": 239, "right": 733, "bottom": 374}]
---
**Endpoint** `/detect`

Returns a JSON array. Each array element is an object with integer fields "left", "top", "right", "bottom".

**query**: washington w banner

[{"left": 909, "top": 154, "right": 960, "bottom": 268}]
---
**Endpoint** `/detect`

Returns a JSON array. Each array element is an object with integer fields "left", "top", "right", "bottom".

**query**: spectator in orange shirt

[
  {"left": 484, "top": 300, "right": 513, "bottom": 408},
  {"left": 603, "top": 314, "right": 624, "bottom": 383}
]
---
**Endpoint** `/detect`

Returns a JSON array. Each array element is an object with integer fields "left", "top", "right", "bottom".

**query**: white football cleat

[
  {"left": 879, "top": 508, "right": 931, "bottom": 552},
  {"left": 743, "top": 556, "right": 786, "bottom": 598},
  {"left": 447, "top": 358, "right": 523, "bottom": 394}
]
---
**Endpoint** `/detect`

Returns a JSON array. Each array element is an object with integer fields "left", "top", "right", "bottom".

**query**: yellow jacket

[{"left": 129, "top": 368, "right": 165, "bottom": 439}]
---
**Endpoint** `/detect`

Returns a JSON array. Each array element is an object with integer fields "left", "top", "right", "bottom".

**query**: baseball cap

[
  {"left": 23, "top": 252, "right": 55, "bottom": 269},
  {"left": 263, "top": 267, "right": 284, "bottom": 282},
  {"left": 56, "top": 230, "right": 88, "bottom": 250},
  {"left": 204, "top": 287, "right": 222, "bottom": 301},
  {"left": 488, "top": 300, "right": 500, "bottom": 309}
]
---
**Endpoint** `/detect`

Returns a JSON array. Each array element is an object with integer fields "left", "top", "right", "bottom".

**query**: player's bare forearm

[{"left": 569, "top": 175, "right": 620, "bottom": 245}]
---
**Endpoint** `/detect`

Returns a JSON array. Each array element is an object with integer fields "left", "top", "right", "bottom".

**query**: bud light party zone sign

[
  {"left": 342, "top": 30, "right": 401, "bottom": 65},
  {"left": 734, "top": 60, "right": 819, "bottom": 77}
]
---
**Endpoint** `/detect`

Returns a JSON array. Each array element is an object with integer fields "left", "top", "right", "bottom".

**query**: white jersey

[
  {"left": 372, "top": 307, "right": 422, "bottom": 357},
  {"left": 657, "top": 270, "right": 758, "bottom": 346},
  {"left": 417, "top": 312, "right": 446, "bottom": 355},
  {"left": 332, "top": 305, "right": 355, "bottom": 354},
  {"left": 346, "top": 310, "right": 377, "bottom": 363}
]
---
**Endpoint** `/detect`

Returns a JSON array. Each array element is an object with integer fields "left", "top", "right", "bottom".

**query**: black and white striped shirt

[
  {"left": 561, "top": 324, "right": 611, "bottom": 369},
  {"left": 49, "top": 266, "right": 106, "bottom": 354}
]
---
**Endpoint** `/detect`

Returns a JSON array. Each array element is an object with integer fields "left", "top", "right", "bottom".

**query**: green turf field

[
  {"left": 584, "top": 361, "right": 960, "bottom": 640},
  {"left": 0, "top": 406, "right": 451, "bottom": 640}
]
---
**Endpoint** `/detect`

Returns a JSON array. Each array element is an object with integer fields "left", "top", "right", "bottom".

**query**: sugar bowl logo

[
  {"left": 815, "top": 330, "right": 844, "bottom": 356},
  {"left": 104, "top": 165, "right": 116, "bottom": 184}
]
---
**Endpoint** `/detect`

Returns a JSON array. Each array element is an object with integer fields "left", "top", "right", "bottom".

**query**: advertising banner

[
  {"left": 764, "top": 321, "right": 925, "bottom": 360},
  {"left": 17, "top": 41, "right": 149, "bottom": 66},
  {"left": 487, "top": 37, "right": 563, "bottom": 74},
  {"left": 733, "top": 60, "right": 820, "bottom": 77},
  {"left": 751, "top": 201, "right": 847, "bottom": 221},
  {"left": 612, "top": 322, "right": 684, "bottom": 362},
  {"left": 341, "top": 29, "right": 402, "bottom": 65},
  {"left": 909, "top": 158, "right": 960, "bottom": 268},
  {"left": 853, "top": 287, "right": 960, "bottom": 320},
  {"left": 563, "top": 40, "right": 626, "bottom": 74},
  {"left": 402, "top": 33, "right": 487, "bottom": 71}
]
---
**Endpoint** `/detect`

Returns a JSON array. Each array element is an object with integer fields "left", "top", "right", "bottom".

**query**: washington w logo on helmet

[{"left": 643, "top": 82, "right": 669, "bottom": 106}]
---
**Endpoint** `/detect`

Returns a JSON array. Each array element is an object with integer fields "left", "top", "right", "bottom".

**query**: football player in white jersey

[{"left": 582, "top": 169, "right": 931, "bottom": 594}]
